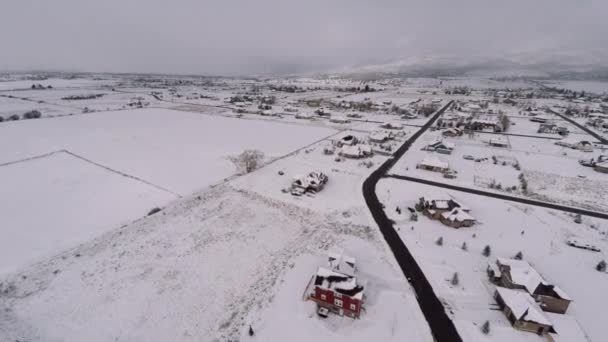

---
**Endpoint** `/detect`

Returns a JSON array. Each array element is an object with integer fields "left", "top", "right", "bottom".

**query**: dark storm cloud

[{"left": 1, "top": 0, "right": 607, "bottom": 75}]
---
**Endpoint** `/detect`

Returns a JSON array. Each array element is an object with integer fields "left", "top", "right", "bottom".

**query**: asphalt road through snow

[{"left": 362, "top": 101, "right": 463, "bottom": 342}]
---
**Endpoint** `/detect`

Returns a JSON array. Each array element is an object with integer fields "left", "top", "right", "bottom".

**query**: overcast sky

[{"left": 1, "top": 0, "right": 607, "bottom": 75}]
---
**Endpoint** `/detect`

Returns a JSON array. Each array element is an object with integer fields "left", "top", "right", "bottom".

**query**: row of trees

[{"left": 0, "top": 110, "right": 42, "bottom": 122}]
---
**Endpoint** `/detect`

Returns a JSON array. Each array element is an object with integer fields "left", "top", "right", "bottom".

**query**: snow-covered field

[
  {"left": 0, "top": 151, "right": 176, "bottom": 274},
  {"left": 0, "top": 108, "right": 337, "bottom": 195},
  {"left": 2, "top": 73, "right": 607, "bottom": 342},
  {"left": 0, "top": 107, "right": 340, "bottom": 275}
]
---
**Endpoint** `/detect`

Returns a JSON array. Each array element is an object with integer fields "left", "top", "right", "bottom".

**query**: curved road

[{"left": 363, "top": 101, "right": 463, "bottom": 342}]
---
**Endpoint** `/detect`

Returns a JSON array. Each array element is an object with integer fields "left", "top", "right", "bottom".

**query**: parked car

[{"left": 463, "top": 155, "right": 474, "bottom": 160}]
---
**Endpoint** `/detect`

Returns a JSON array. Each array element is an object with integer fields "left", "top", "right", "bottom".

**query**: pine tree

[
  {"left": 436, "top": 237, "right": 443, "bottom": 246},
  {"left": 597, "top": 260, "right": 607, "bottom": 272},
  {"left": 514, "top": 251, "right": 523, "bottom": 260},
  {"left": 249, "top": 325, "right": 254, "bottom": 336},
  {"left": 461, "top": 242, "right": 468, "bottom": 251},
  {"left": 482, "top": 245, "right": 491, "bottom": 257},
  {"left": 481, "top": 320, "right": 490, "bottom": 335},
  {"left": 451, "top": 272, "right": 459, "bottom": 286}
]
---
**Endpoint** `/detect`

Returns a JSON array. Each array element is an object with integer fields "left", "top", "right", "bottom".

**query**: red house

[{"left": 309, "top": 253, "right": 365, "bottom": 318}]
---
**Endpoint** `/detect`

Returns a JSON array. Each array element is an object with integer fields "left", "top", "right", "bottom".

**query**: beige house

[
  {"left": 495, "top": 287, "right": 555, "bottom": 335},
  {"left": 491, "top": 258, "right": 572, "bottom": 314}
]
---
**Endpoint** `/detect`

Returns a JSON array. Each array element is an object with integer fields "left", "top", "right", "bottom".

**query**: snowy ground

[
  {"left": 2, "top": 74, "right": 607, "bottom": 342},
  {"left": 0, "top": 151, "right": 176, "bottom": 274},
  {"left": 0, "top": 107, "right": 339, "bottom": 275},
  {"left": 377, "top": 179, "right": 608, "bottom": 342}
]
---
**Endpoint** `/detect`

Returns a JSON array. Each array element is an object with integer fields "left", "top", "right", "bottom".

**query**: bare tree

[{"left": 231, "top": 149, "right": 265, "bottom": 174}]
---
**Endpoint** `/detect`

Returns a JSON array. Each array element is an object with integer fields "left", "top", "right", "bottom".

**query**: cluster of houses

[
  {"left": 488, "top": 258, "right": 584, "bottom": 340},
  {"left": 415, "top": 196, "right": 476, "bottom": 228},
  {"left": 308, "top": 252, "right": 365, "bottom": 319},
  {"left": 578, "top": 155, "right": 608, "bottom": 173},
  {"left": 290, "top": 171, "right": 328, "bottom": 196},
  {"left": 538, "top": 123, "right": 569, "bottom": 136}
]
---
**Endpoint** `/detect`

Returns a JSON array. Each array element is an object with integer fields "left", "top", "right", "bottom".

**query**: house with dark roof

[{"left": 490, "top": 258, "right": 572, "bottom": 314}]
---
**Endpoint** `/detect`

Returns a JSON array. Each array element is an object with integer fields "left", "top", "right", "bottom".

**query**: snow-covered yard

[{"left": 377, "top": 178, "right": 608, "bottom": 342}]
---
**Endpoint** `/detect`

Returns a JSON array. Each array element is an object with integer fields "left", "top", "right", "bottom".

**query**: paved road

[
  {"left": 385, "top": 174, "right": 608, "bottom": 220},
  {"left": 362, "top": 101, "right": 463, "bottom": 342},
  {"left": 546, "top": 108, "right": 608, "bottom": 144}
]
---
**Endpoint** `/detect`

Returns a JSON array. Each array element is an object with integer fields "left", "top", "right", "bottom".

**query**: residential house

[
  {"left": 594, "top": 160, "right": 608, "bottom": 173},
  {"left": 439, "top": 208, "right": 476, "bottom": 228},
  {"left": 487, "top": 138, "right": 509, "bottom": 148},
  {"left": 494, "top": 287, "right": 555, "bottom": 335},
  {"left": 330, "top": 116, "right": 351, "bottom": 124},
  {"left": 379, "top": 122, "right": 403, "bottom": 130},
  {"left": 369, "top": 130, "right": 394, "bottom": 143},
  {"left": 491, "top": 258, "right": 572, "bottom": 314},
  {"left": 422, "top": 139, "right": 455, "bottom": 154},
  {"left": 416, "top": 157, "right": 450, "bottom": 173},
  {"left": 442, "top": 128, "right": 463, "bottom": 137},
  {"left": 538, "top": 123, "right": 569, "bottom": 136},
  {"left": 291, "top": 171, "right": 329, "bottom": 195},
  {"left": 415, "top": 196, "right": 469, "bottom": 221},
  {"left": 339, "top": 144, "right": 373, "bottom": 159},
  {"left": 309, "top": 253, "right": 365, "bottom": 318},
  {"left": 555, "top": 138, "right": 593, "bottom": 152}
]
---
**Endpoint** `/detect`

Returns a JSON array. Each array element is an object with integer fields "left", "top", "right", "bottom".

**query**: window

[
  {"left": 320, "top": 294, "right": 326, "bottom": 301},
  {"left": 350, "top": 304, "right": 356, "bottom": 311},
  {"left": 334, "top": 292, "right": 342, "bottom": 299},
  {"left": 334, "top": 299, "right": 343, "bottom": 308}
]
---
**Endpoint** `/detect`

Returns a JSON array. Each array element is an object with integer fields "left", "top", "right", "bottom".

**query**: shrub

[
  {"left": 514, "top": 251, "right": 523, "bottom": 260},
  {"left": 482, "top": 245, "right": 491, "bottom": 257},
  {"left": 23, "top": 110, "right": 42, "bottom": 119},
  {"left": 481, "top": 320, "right": 490, "bottom": 335},
  {"left": 436, "top": 237, "right": 443, "bottom": 246},
  {"left": 451, "top": 272, "right": 459, "bottom": 285},
  {"left": 7, "top": 114, "right": 20, "bottom": 121},
  {"left": 597, "top": 260, "right": 607, "bottom": 272},
  {"left": 461, "top": 242, "right": 468, "bottom": 251}
]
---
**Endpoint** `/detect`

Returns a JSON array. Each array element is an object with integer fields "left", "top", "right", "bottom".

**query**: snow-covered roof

[
  {"left": 370, "top": 130, "right": 392, "bottom": 141},
  {"left": 315, "top": 267, "right": 364, "bottom": 300},
  {"left": 340, "top": 144, "right": 372, "bottom": 157},
  {"left": 418, "top": 157, "right": 449, "bottom": 169},
  {"left": 327, "top": 252, "right": 356, "bottom": 277},
  {"left": 441, "top": 208, "right": 475, "bottom": 222},
  {"left": 497, "top": 258, "right": 546, "bottom": 294},
  {"left": 595, "top": 160, "right": 608, "bottom": 169},
  {"left": 495, "top": 287, "right": 552, "bottom": 326}
]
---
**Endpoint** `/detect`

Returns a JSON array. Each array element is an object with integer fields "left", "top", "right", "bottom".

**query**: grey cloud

[{"left": 1, "top": 0, "right": 607, "bottom": 75}]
